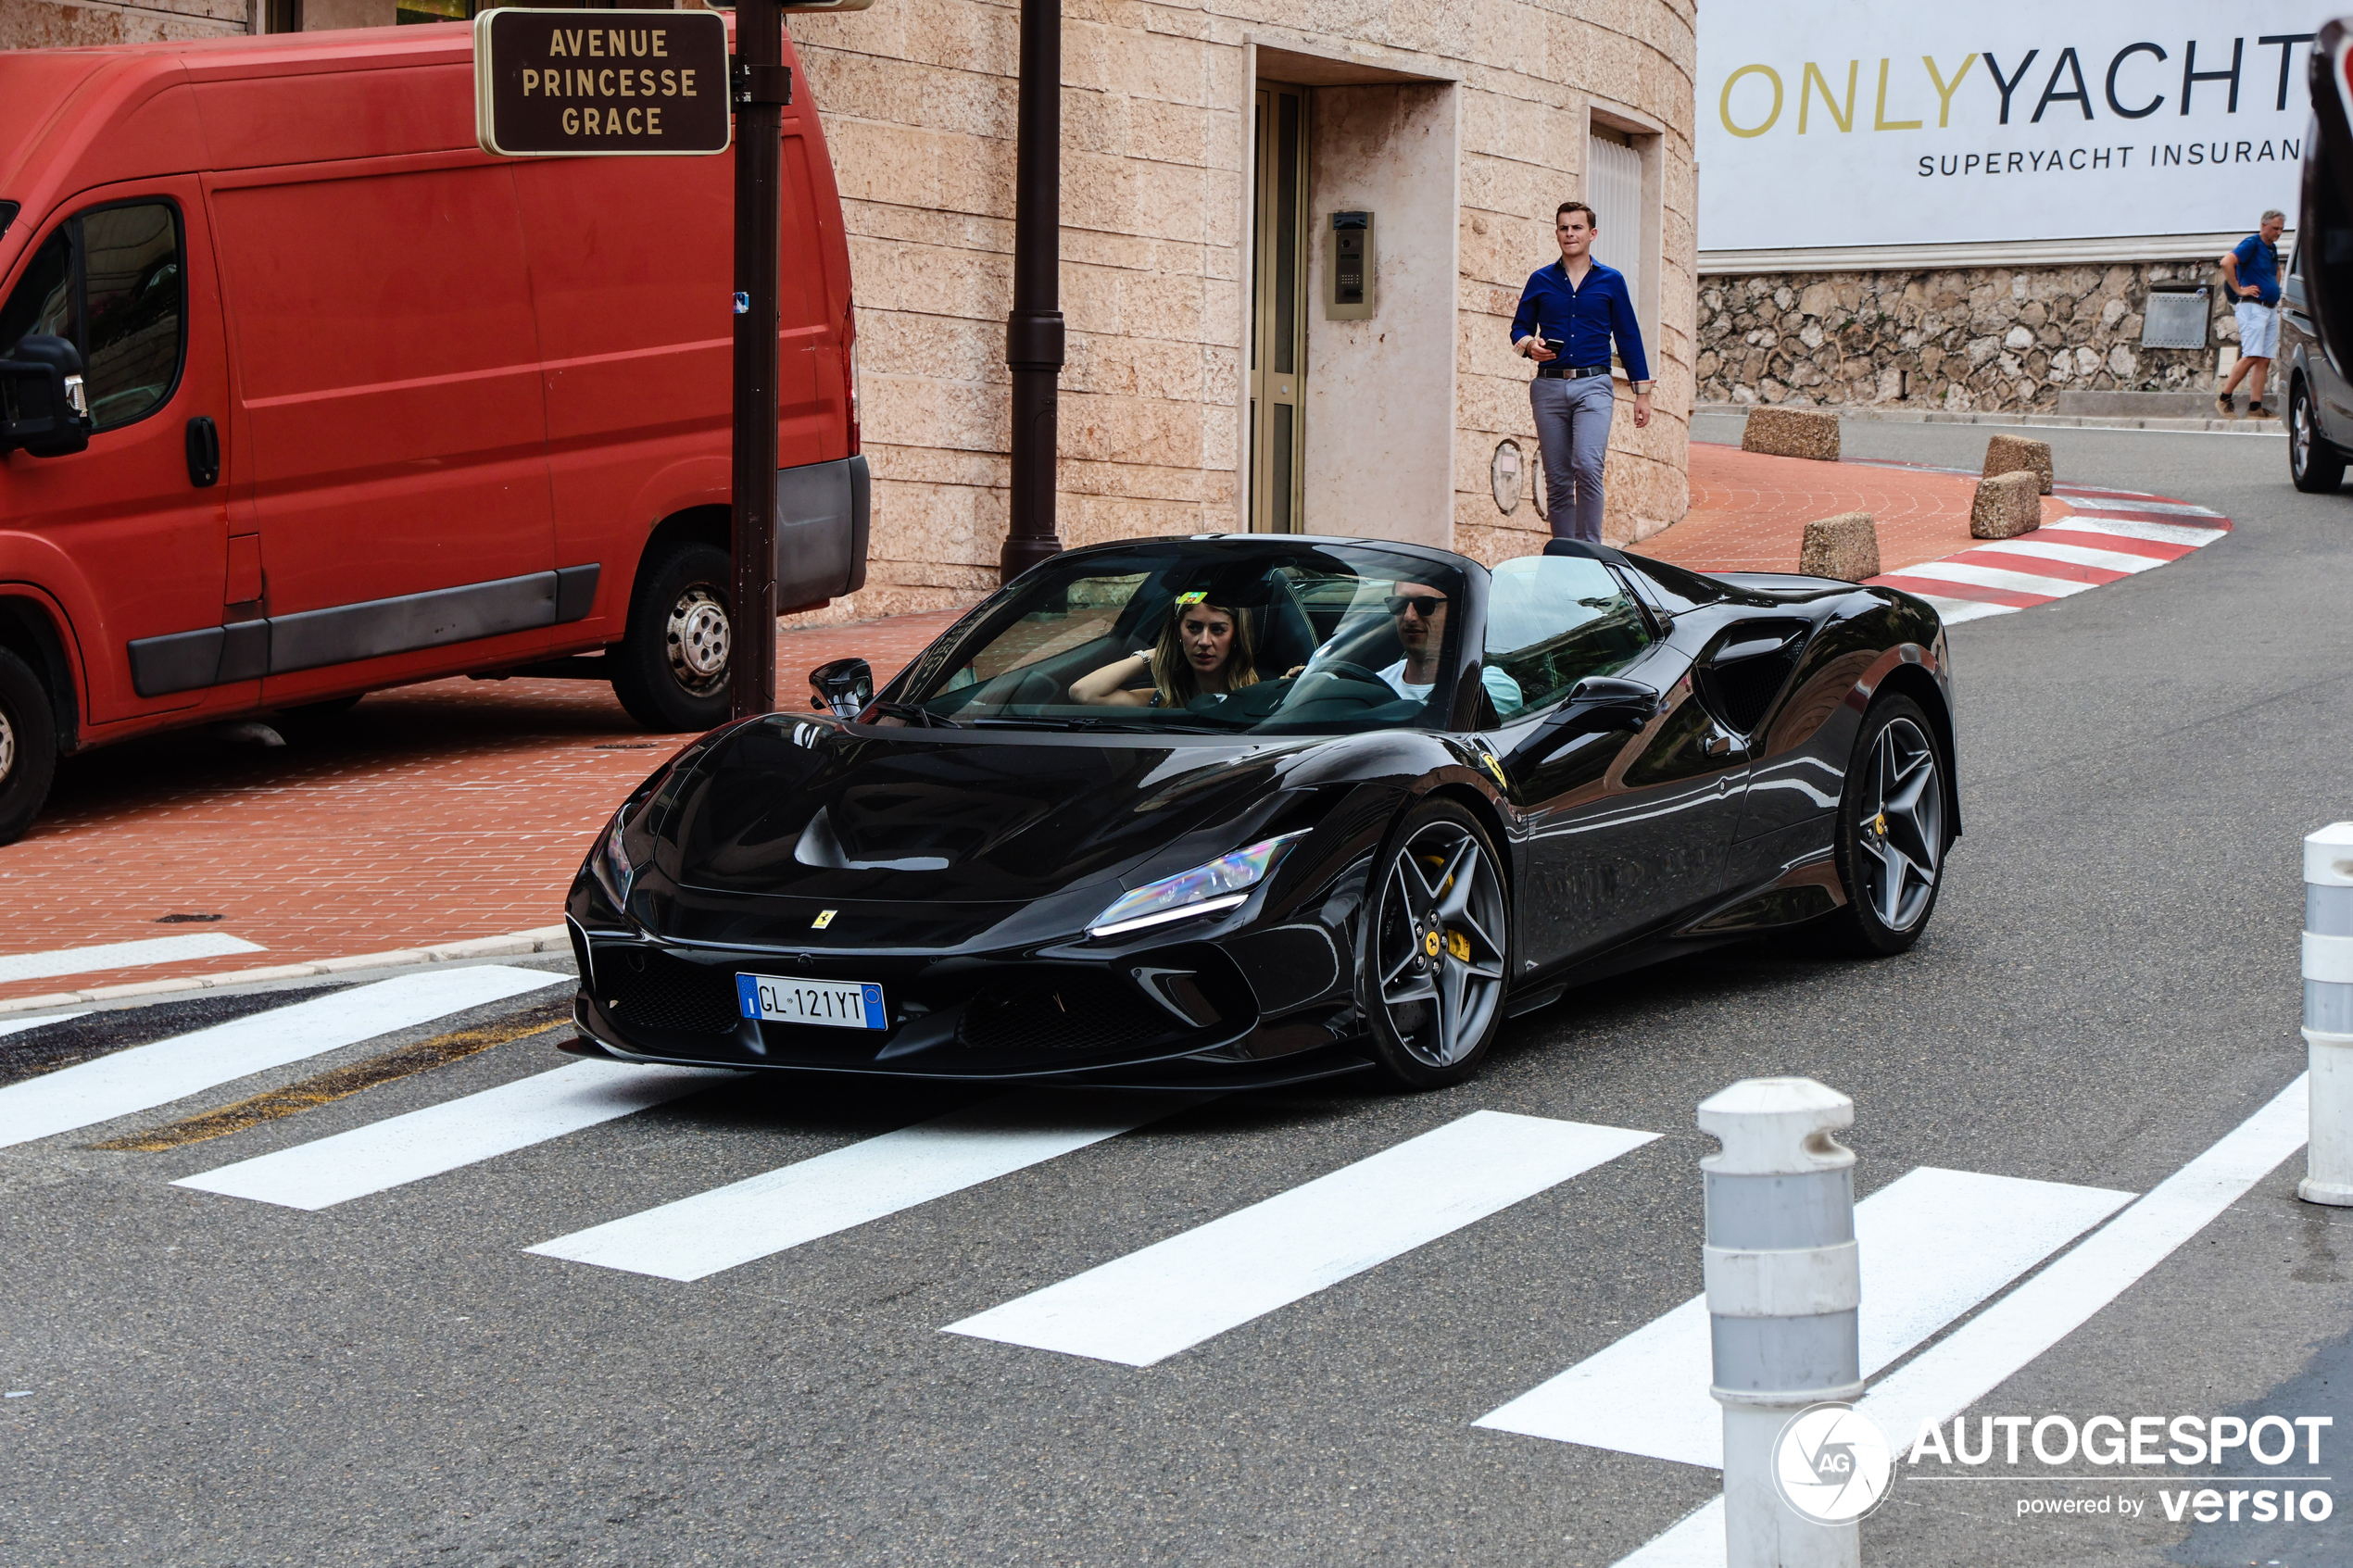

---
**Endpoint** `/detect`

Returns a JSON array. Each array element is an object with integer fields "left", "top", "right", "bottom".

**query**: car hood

[{"left": 659, "top": 717, "right": 1318, "bottom": 905}]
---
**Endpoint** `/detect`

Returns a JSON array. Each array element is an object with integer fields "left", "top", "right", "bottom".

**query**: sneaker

[
  {"left": 2216, "top": 394, "right": 2235, "bottom": 416},
  {"left": 2246, "top": 401, "right": 2269, "bottom": 419}
]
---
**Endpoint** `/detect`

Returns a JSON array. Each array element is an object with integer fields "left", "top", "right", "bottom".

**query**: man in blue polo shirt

[
  {"left": 1511, "top": 200, "right": 1651, "bottom": 543},
  {"left": 2217, "top": 208, "right": 2285, "bottom": 419}
]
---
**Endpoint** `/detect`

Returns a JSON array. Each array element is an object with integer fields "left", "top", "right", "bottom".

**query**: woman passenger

[{"left": 1071, "top": 591, "right": 1260, "bottom": 709}]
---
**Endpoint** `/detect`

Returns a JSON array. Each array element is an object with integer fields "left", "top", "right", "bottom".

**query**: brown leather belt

[{"left": 1537, "top": 363, "right": 1611, "bottom": 380}]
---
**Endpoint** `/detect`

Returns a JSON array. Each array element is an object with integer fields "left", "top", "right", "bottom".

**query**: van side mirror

[
  {"left": 2303, "top": 23, "right": 2353, "bottom": 378},
  {"left": 809, "top": 656, "right": 873, "bottom": 719},
  {"left": 0, "top": 335, "right": 92, "bottom": 458}
]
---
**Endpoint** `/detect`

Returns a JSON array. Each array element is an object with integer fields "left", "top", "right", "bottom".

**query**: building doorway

[{"left": 1249, "top": 83, "right": 1307, "bottom": 533}]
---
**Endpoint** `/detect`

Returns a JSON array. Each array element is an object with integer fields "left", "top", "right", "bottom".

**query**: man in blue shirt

[
  {"left": 2217, "top": 208, "right": 2285, "bottom": 419},
  {"left": 1511, "top": 200, "right": 1651, "bottom": 543}
]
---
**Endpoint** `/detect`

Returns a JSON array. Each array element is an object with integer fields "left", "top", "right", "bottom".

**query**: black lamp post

[
  {"left": 999, "top": 0, "right": 1064, "bottom": 582},
  {"left": 727, "top": 0, "right": 789, "bottom": 720}
]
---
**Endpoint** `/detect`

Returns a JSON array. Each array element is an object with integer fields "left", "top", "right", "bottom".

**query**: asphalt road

[{"left": 3, "top": 418, "right": 2347, "bottom": 1568}]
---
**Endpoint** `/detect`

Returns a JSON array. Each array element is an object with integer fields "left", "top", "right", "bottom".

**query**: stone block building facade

[
  {"left": 1695, "top": 259, "right": 2243, "bottom": 416},
  {"left": 4, "top": 0, "right": 1698, "bottom": 624},
  {"left": 791, "top": 0, "right": 1698, "bottom": 621}
]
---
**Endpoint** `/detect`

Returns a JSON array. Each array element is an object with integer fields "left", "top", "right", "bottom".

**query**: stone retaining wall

[{"left": 1695, "top": 260, "right": 2246, "bottom": 416}]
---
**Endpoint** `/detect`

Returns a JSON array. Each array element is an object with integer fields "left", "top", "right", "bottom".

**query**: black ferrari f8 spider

[{"left": 563, "top": 534, "right": 1955, "bottom": 1090}]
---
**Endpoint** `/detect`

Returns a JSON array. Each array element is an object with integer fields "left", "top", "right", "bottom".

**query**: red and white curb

[{"left": 1869, "top": 483, "right": 2233, "bottom": 625}]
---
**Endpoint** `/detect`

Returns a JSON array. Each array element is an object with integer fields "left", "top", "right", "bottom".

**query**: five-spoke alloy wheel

[
  {"left": 1830, "top": 695, "right": 1948, "bottom": 956},
  {"left": 1364, "top": 800, "right": 1510, "bottom": 1088}
]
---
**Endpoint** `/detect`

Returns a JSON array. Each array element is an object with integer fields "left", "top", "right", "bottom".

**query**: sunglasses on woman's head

[{"left": 1383, "top": 594, "right": 1447, "bottom": 618}]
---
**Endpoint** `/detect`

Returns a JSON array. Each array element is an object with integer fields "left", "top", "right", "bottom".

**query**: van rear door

[
  {"left": 208, "top": 159, "right": 562, "bottom": 701},
  {"left": 0, "top": 178, "right": 241, "bottom": 726}
]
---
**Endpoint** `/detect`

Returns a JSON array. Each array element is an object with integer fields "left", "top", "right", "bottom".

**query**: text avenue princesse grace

[{"left": 519, "top": 27, "right": 701, "bottom": 138}]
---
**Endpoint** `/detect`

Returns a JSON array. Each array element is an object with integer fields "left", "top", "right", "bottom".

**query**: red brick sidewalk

[
  {"left": 1636, "top": 443, "right": 2069, "bottom": 575},
  {"left": 1, "top": 445, "right": 2041, "bottom": 1005}
]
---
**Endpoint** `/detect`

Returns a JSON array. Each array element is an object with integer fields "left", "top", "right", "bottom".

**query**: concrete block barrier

[
  {"left": 1798, "top": 512, "right": 1881, "bottom": 582},
  {"left": 2302, "top": 822, "right": 2353, "bottom": 1208},
  {"left": 1969, "top": 470, "right": 2042, "bottom": 540},
  {"left": 1741, "top": 407, "right": 1841, "bottom": 462},
  {"left": 1982, "top": 433, "right": 2054, "bottom": 495}
]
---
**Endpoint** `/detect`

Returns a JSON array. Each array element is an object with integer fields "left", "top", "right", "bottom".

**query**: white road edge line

[
  {"left": 528, "top": 1089, "right": 1221, "bottom": 1281},
  {"left": 1604, "top": 1074, "right": 2311, "bottom": 1568},
  {"left": 175, "top": 1060, "right": 738, "bottom": 1210},
  {"left": 945, "top": 1110, "right": 1658, "bottom": 1367},
  {"left": 0, "top": 966, "right": 568, "bottom": 1149}
]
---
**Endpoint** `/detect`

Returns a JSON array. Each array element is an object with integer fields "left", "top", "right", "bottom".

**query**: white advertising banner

[{"left": 1697, "top": 2, "right": 2334, "bottom": 256}]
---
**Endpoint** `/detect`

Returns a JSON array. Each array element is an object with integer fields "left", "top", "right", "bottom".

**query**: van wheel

[
  {"left": 0, "top": 647, "right": 59, "bottom": 846},
  {"left": 611, "top": 540, "right": 734, "bottom": 733}
]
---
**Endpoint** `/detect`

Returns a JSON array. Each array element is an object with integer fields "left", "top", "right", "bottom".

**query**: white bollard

[
  {"left": 1700, "top": 1077, "right": 1864, "bottom": 1568},
  {"left": 2301, "top": 822, "right": 2353, "bottom": 1207}
]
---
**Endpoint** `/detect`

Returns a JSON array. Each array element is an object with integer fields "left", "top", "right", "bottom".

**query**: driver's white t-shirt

[
  {"left": 1377, "top": 658, "right": 1525, "bottom": 717},
  {"left": 1377, "top": 659, "right": 1434, "bottom": 702}
]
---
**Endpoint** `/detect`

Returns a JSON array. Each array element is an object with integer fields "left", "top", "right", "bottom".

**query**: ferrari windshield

[{"left": 887, "top": 539, "right": 1472, "bottom": 734}]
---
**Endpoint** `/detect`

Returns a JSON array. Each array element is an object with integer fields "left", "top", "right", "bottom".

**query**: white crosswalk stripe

[
  {"left": 0, "top": 933, "right": 263, "bottom": 985},
  {"left": 1604, "top": 1077, "right": 2311, "bottom": 1568},
  {"left": 175, "top": 1060, "right": 737, "bottom": 1210},
  {"left": 0, "top": 1011, "right": 94, "bottom": 1039},
  {"left": 529, "top": 1089, "right": 1217, "bottom": 1280},
  {"left": 945, "top": 1110, "right": 1657, "bottom": 1367},
  {"left": 1474, "top": 1166, "right": 2131, "bottom": 1465},
  {"left": 0, "top": 966, "right": 567, "bottom": 1149}
]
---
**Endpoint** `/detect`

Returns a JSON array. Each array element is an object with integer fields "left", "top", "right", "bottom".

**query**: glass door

[{"left": 1250, "top": 84, "right": 1307, "bottom": 533}]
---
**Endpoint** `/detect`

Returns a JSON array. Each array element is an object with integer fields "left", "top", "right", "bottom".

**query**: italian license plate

[{"left": 736, "top": 973, "right": 887, "bottom": 1031}]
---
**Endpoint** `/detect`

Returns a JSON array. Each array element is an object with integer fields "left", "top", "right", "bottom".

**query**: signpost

[{"left": 474, "top": 1, "right": 872, "bottom": 723}]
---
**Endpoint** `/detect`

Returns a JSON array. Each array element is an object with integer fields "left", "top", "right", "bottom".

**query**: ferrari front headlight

[
  {"left": 590, "top": 809, "right": 635, "bottom": 909},
  {"left": 1088, "top": 833, "right": 1303, "bottom": 939}
]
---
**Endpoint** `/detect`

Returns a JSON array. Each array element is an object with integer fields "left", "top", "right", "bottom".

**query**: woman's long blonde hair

[{"left": 1149, "top": 596, "right": 1260, "bottom": 707}]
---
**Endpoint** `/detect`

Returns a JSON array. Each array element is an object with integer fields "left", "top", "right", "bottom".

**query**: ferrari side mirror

[
  {"left": 2302, "top": 21, "right": 2353, "bottom": 379},
  {"left": 1505, "top": 674, "right": 1661, "bottom": 770},
  {"left": 809, "top": 656, "right": 873, "bottom": 719},
  {"left": 0, "top": 334, "right": 92, "bottom": 458}
]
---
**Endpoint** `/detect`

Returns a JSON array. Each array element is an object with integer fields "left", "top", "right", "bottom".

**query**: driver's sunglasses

[{"left": 1384, "top": 594, "right": 1447, "bottom": 619}]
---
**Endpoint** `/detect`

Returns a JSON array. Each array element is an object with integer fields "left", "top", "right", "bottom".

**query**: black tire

[
  {"left": 1826, "top": 694, "right": 1950, "bottom": 957},
  {"left": 0, "top": 646, "right": 59, "bottom": 847},
  {"left": 2290, "top": 378, "right": 2346, "bottom": 494},
  {"left": 610, "top": 540, "right": 734, "bottom": 733},
  {"left": 1360, "top": 798, "right": 1511, "bottom": 1090}
]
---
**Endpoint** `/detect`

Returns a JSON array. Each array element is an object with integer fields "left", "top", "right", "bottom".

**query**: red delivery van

[{"left": 0, "top": 19, "right": 864, "bottom": 844}]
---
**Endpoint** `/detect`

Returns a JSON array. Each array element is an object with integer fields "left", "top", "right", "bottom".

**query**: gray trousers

[{"left": 1530, "top": 372, "right": 1615, "bottom": 543}]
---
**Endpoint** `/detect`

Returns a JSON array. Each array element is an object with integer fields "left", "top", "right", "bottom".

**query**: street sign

[{"left": 472, "top": 7, "right": 731, "bottom": 158}]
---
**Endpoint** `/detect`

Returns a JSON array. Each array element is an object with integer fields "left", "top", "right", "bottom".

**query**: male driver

[
  {"left": 1366, "top": 581, "right": 1523, "bottom": 717},
  {"left": 2218, "top": 208, "right": 2286, "bottom": 419},
  {"left": 1511, "top": 201, "right": 1651, "bottom": 543}
]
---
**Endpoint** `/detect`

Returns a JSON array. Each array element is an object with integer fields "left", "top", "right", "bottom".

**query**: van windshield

[{"left": 887, "top": 539, "right": 1471, "bottom": 735}]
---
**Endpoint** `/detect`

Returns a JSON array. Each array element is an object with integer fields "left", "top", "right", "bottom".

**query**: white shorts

[{"left": 2235, "top": 300, "right": 2279, "bottom": 358}]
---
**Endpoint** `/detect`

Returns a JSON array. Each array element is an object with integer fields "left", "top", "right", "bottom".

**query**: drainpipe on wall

[{"left": 1000, "top": 0, "right": 1064, "bottom": 583}]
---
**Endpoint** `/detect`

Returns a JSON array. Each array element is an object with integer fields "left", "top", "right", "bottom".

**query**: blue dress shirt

[{"left": 1510, "top": 259, "right": 1649, "bottom": 383}]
